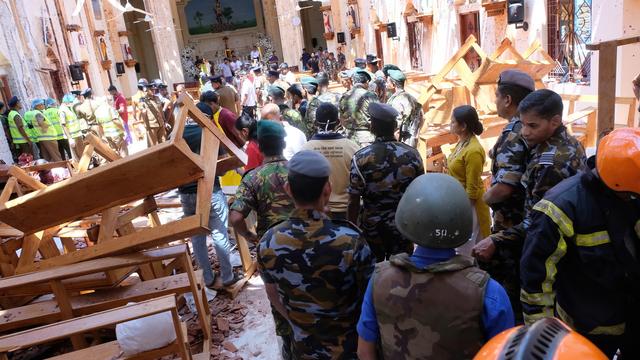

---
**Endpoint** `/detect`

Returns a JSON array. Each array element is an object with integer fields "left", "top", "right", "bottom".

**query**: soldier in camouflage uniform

[
  {"left": 259, "top": 150, "right": 375, "bottom": 359},
  {"left": 229, "top": 120, "right": 296, "bottom": 359},
  {"left": 480, "top": 70, "right": 534, "bottom": 323},
  {"left": 348, "top": 103, "right": 424, "bottom": 262},
  {"left": 267, "top": 85, "right": 309, "bottom": 138},
  {"left": 386, "top": 69, "right": 424, "bottom": 148},
  {"left": 357, "top": 173, "right": 513, "bottom": 360},
  {"left": 366, "top": 55, "right": 387, "bottom": 102},
  {"left": 339, "top": 69, "right": 379, "bottom": 147},
  {"left": 473, "top": 90, "right": 587, "bottom": 299},
  {"left": 305, "top": 72, "right": 342, "bottom": 137}
]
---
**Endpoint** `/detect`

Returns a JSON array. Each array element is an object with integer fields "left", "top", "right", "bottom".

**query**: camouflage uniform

[
  {"left": 231, "top": 155, "right": 294, "bottom": 239},
  {"left": 231, "top": 155, "right": 296, "bottom": 358},
  {"left": 368, "top": 70, "right": 387, "bottom": 102},
  {"left": 490, "top": 126, "right": 587, "bottom": 314},
  {"left": 349, "top": 136, "right": 424, "bottom": 262},
  {"left": 481, "top": 116, "right": 528, "bottom": 322},
  {"left": 305, "top": 91, "right": 342, "bottom": 134},
  {"left": 258, "top": 208, "right": 375, "bottom": 359},
  {"left": 339, "top": 84, "right": 378, "bottom": 147},
  {"left": 279, "top": 105, "right": 309, "bottom": 139},
  {"left": 386, "top": 90, "right": 423, "bottom": 148}
]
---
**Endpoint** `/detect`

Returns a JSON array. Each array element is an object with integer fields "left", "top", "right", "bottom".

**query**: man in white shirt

[
  {"left": 219, "top": 58, "right": 233, "bottom": 84},
  {"left": 240, "top": 71, "right": 257, "bottom": 118},
  {"left": 261, "top": 103, "right": 306, "bottom": 160},
  {"left": 279, "top": 63, "right": 297, "bottom": 85},
  {"left": 250, "top": 46, "right": 261, "bottom": 65}
]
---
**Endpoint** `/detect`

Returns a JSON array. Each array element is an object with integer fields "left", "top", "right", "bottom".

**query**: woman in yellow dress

[{"left": 446, "top": 105, "right": 492, "bottom": 255}]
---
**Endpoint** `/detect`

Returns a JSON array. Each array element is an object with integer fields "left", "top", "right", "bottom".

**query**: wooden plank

[
  {"left": 97, "top": 207, "right": 119, "bottom": 244},
  {"left": 180, "top": 254, "right": 211, "bottom": 340},
  {"left": 49, "top": 279, "right": 88, "bottom": 349},
  {"left": 76, "top": 144, "right": 94, "bottom": 174},
  {"left": 596, "top": 43, "right": 617, "bottom": 140},
  {"left": 0, "top": 272, "right": 196, "bottom": 333},
  {"left": 115, "top": 197, "right": 158, "bottom": 228},
  {"left": 15, "top": 233, "right": 43, "bottom": 270},
  {"left": 0, "top": 295, "right": 177, "bottom": 352},
  {"left": 84, "top": 133, "right": 121, "bottom": 162},
  {"left": 22, "top": 161, "right": 71, "bottom": 173},
  {"left": 0, "top": 178, "right": 17, "bottom": 204},
  {"left": 586, "top": 35, "right": 640, "bottom": 50},
  {"left": 0, "top": 142, "right": 204, "bottom": 234},
  {"left": 196, "top": 130, "right": 220, "bottom": 226},
  {"left": 0, "top": 245, "right": 187, "bottom": 290},
  {"left": 7, "top": 166, "right": 46, "bottom": 191}
]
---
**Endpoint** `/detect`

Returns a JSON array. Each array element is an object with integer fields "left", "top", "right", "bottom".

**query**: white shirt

[
  {"left": 250, "top": 50, "right": 260, "bottom": 59},
  {"left": 220, "top": 63, "right": 232, "bottom": 78},
  {"left": 240, "top": 78, "right": 257, "bottom": 107},
  {"left": 282, "top": 122, "right": 307, "bottom": 160},
  {"left": 283, "top": 71, "right": 297, "bottom": 85},
  {"left": 234, "top": 60, "right": 243, "bottom": 70}
]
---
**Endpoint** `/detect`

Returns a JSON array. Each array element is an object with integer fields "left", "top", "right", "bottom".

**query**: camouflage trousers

[
  {"left": 290, "top": 328, "right": 359, "bottom": 359},
  {"left": 480, "top": 212, "right": 524, "bottom": 324},
  {"left": 347, "top": 130, "right": 374, "bottom": 148},
  {"left": 362, "top": 220, "right": 414, "bottom": 263},
  {"left": 271, "top": 307, "right": 294, "bottom": 360}
]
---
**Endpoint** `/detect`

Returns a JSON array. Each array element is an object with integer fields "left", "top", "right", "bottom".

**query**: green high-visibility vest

[
  {"left": 21, "top": 110, "right": 41, "bottom": 142},
  {"left": 26, "top": 110, "right": 57, "bottom": 141},
  {"left": 7, "top": 110, "right": 27, "bottom": 144},
  {"left": 59, "top": 104, "right": 82, "bottom": 138},
  {"left": 95, "top": 103, "right": 123, "bottom": 138},
  {"left": 43, "top": 107, "right": 65, "bottom": 140}
]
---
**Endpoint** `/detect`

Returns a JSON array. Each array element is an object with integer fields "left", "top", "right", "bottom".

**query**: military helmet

[{"left": 395, "top": 173, "right": 472, "bottom": 248}]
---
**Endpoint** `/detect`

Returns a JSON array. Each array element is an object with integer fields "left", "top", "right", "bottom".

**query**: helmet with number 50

[{"left": 395, "top": 173, "right": 473, "bottom": 248}]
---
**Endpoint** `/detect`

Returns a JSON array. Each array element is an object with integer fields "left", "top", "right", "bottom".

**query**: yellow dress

[{"left": 447, "top": 135, "right": 491, "bottom": 238}]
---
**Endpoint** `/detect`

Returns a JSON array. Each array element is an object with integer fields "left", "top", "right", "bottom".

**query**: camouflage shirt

[
  {"left": 491, "top": 125, "right": 587, "bottom": 245},
  {"left": 305, "top": 91, "right": 342, "bottom": 130},
  {"left": 488, "top": 116, "right": 528, "bottom": 231},
  {"left": 349, "top": 136, "right": 424, "bottom": 261},
  {"left": 231, "top": 156, "right": 294, "bottom": 237},
  {"left": 387, "top": 90, "right": 424, "bottom": 148},
  {"left": 339, "top": 84, "right": 378, "bottom": 131},
  {"left": 279, "top": 104, "right": 309, "bottom": 139},
  {"left": 258, "top": 208, "right": 375, "bottom": 359}
]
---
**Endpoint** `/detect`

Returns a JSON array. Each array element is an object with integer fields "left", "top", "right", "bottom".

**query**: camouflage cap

[
  {"left": 257, "top": 120, "right": 286, "bottom": 139},
  {"left": 287, "top": 150, "right": 330, "bottom": 177},
  {"left": 498, "top": 70, "right": 535, "bottom": 91},
  {"left": 366, "top": 54, "right": 381, "bottom": 64},
  {"left": 354, "top": 58, "right": 366, "bottom": 68}
]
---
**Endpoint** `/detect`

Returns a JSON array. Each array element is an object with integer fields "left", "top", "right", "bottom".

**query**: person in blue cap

[
  {"left": 258, "top": 149, "right": 375, "bottom": 359},
  {"left": 44, "top": 98, "right": 71, "bottom": 160},
  {"left": 28, "top": 98, "right": 61, "bottom": 161}
]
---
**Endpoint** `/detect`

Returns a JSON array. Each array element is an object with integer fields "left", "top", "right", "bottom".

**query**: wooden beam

[
  {"left": 84, "top": 133, "right": 121, "bottom": 162},
  {"left": 586, "top": 35, "right": 640, "bottom": 50},
  {"left": 596, "top": 43, "right": 618, "bottom": 139},
  {"left": 8, "top": 166, "right": 46, "bottom": 191},
  {"left": 16, "top": 216, "right": 205, "bottom": 273}
]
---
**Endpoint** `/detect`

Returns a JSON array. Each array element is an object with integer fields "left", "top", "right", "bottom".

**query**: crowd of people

[{"left": 1, "top": 50, "right": 638, "bottom": 359}]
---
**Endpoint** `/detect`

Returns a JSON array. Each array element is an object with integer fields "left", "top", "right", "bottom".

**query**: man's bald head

[{"left": 261, "top": 103, "right": 281, "bottom": 121}]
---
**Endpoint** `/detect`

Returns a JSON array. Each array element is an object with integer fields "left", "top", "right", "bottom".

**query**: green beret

[
  {"left": 382, "top": 64, "right": 401, "bottom": 77},
  {"left": 300, "top": 76, "right": 318, "bottom": 86},
  {"left": 268, "top": 85, "right": 286, "bottom": 98},
  {"left": 388, "top": 69, "right": 406, "bottom": 82},
  {"left": 257, "top": 120, "right": 286, "bottom": 139}
]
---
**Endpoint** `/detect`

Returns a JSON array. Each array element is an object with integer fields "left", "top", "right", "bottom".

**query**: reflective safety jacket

[{"left": 521, "top": 168, "right": 640, "bottom": 338}]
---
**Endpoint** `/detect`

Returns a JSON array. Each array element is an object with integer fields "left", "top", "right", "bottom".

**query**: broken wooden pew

[
  {"left": 0, "top": 295, "right": 191, "bottom": 360},
  {"left": 0, "top": 94, "right": 247, "bottom": 281},
  {"left": 0, "top": 244, "right": 211, "bottom": 351}
]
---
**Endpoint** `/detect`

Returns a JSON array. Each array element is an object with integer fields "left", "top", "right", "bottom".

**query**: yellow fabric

[
  {"left": 533, "top": 200, "right": 575, "bottom": 237},
  {"left": 575, "top": 231, "right": 611, "bottom": 247},
  {"left": 447, "top": 136, "right": 491, "bottom": 238}
]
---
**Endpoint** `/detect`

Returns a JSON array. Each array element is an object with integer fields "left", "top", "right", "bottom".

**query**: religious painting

[
  {"left": 323, "top": 11, "right": 333, "bottom": 34},
  {"left": 185, "top": 0, "right": 258, "bottom": 35},
  {"left": 122, "top": 44, "right": 134, "bottom": 61},
  {"left": 347, "top": 4, "right": 360, "bottom": 31},
  {"left": 98, "top": 36, "right": 109, "bottom": 61}
]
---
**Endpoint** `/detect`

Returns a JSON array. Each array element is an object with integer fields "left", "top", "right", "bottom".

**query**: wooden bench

[
  {"left": 0, "top": 244, "right": 211, "bottom": 355},
  {"left": 0, "top": 295, "right": 191, "bottom": 360}
]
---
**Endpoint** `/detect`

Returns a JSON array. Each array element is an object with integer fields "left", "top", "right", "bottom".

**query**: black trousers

[{"left": 57, "top": 139, "right": 72, "bottom": 160}]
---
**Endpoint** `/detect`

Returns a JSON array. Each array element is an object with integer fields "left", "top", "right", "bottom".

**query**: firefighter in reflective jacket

[{"left": 520, "top": 127, "right": 640, "bottom": 359}]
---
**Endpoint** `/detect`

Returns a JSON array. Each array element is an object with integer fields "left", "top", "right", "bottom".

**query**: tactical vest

[
  {"left": 59, "top": 105, "right": 82, "bottom": 138},
  {"left": 43, "top": 107, "right": 65, "bottom": 140},
  {"left": 7, "top": 110, "right": 27, "bottom": 144},
  {"left": 372, "top": 253, "right": 488, "bottom": 360},
  {"left": 95, "top": 103, "right": 122, "bottom": 138},
  {"left": 24, "top": 110, "right": 52, "bottom": 142}
]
